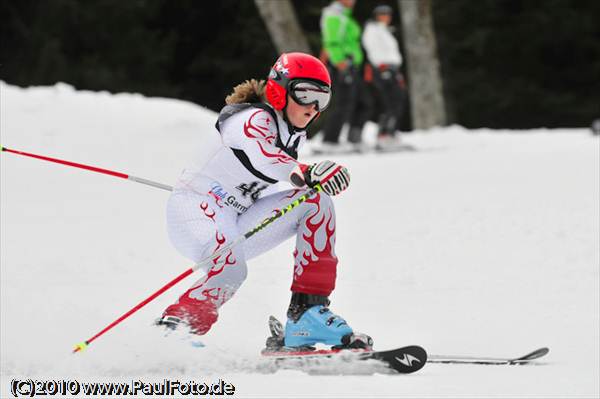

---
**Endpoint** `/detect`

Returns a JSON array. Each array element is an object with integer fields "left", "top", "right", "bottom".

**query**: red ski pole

[
  {"left": 1, "top": 146, "right": 172, "bottom": 191},
  {"left": 72, "top": 184, "right": 323, "bottom": 353}
]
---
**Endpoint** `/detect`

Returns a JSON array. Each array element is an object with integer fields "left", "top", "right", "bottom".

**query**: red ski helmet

[{"left": 265, "top": 52, "right": 331, "bottom": 111}]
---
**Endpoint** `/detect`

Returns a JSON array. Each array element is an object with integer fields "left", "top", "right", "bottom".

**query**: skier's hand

[
  {"left": 336, "top": 61, "right": 349, "bottom": 72},
  {"left": 290, "top": 161, "right": 350, "bottom": 196},
  {"left": 397, "top": 73, "right": 406, "bottom": 89}
]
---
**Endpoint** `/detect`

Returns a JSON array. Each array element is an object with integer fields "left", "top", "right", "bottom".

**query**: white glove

[{"left": 290, "top": 160, "right": 351, "bottom": 196}]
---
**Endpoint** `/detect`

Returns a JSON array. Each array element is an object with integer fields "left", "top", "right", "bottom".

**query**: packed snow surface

[{"left": 1, "top": 82, "right": 598, "bottom": 398}]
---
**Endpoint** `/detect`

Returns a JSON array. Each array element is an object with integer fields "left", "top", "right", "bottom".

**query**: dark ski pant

[
  {"left": 322, "top": 65, "right": 373, "bottom": 144},
  {"left": 371, "top": 66, "right": 407, "bottom": 136}
]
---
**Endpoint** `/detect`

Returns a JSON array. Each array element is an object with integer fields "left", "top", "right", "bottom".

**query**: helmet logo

[{"left": 274, "top": 59, "right": 289, "bottom": 76}]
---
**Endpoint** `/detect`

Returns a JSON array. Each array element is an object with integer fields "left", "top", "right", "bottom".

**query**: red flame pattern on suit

[
  {"left": 162, "top": 230, "right": 238, "bottom": 333},
  {"left": 291, "top": 193, "right": 338, "bottom": 296},
  {"left": 199, "top": 201, "right": 216, "bottom": 222},
  {"left": 244, "top": 110, "right": 276, "bottom": 143},
  {"left": 204, "top": 234, "right": 232, "bottom": 278},
  {"left": 244, "top": 110, "right": 295, "bottom": 165},
  {"left": 199, "top": 287, "right": 221, "bottom": 302},
  {"left": 214, "top": 231, "right": 227, "bottom": 249},
  {"left": 207, "top": 191, "right": 224, "bottom": 208},
  {"left": 189, "top": 232, "right": 236, "bottom": 304},
  {"left": 285, "top": 189, "right": 304, "bottom": 199}
]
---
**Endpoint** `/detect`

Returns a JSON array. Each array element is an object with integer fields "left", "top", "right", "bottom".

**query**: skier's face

[
  {"left": 286, "top": 95, "right": 319, "bottom": 129},
  {"left": 339, "top": 0, "right": 355, "bottom": 9},
  {"left": 376, "top": 13, "right": 392, "bottom": 25}
]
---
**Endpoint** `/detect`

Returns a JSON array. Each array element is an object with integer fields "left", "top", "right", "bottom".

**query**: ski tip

[
  {"left": 427, "top": 346, "right": 551, "bottom": 365},
  {"left": 514, "top": 347, "right": 549, "bottom": 362},
  {"left": 536, "top": 347, "right": 550, "bottom": 356}
]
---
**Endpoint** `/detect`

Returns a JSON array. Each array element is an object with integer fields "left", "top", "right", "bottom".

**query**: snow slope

[{"left": 1, "top": 82, "right": 599, "bottom": 398}]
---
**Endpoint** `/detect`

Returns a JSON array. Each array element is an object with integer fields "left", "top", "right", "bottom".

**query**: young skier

[{"left": 158, "top": 52, "right": 371, "bottom": 350}]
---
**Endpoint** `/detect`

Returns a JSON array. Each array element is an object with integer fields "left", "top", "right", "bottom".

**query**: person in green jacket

[{"left": 317, "top": 0, "right": 373, "bottom": 153}]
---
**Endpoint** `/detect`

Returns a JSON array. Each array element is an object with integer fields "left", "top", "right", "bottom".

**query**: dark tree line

[
  {"left": 433, "top": 0, "right": 600, "bottom": 128},
  {"left": 1, "top": 0, "right": 598, "bottom": 129}
]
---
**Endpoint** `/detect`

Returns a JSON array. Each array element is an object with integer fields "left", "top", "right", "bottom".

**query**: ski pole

[
  {"left": 72, "top": 184, "right": 323, "bottom": 353},
  {"left": 1, "top": 146, "right": 172, "bottom": 191}
]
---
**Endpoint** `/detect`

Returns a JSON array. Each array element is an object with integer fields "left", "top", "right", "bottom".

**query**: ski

[
  {"left": 261, "top": 316, "right": 426, "bottom": 374},
  {"left": 262, "top": 345, "right": 428, "bottom": 374},
  {"left": 427, "top": 347, "right": 549, "bottom": 365}
]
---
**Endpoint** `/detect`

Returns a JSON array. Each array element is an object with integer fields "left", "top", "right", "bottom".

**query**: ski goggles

[{"left": 289, "top": 80, "right": 331, "bottom": 111}]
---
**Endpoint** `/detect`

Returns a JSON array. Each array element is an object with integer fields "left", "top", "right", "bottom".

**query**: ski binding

[{"left": 261, "top": 316, "right": 427, "bottom": 374}]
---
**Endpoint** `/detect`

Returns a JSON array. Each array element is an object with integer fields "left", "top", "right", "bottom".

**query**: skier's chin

[{"left": 293, "top": 119, "right": 310, "bottom": 130}]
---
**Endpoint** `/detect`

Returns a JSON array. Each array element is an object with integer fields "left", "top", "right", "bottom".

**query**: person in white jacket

[{"left": 362, "top": 5, "right": 408, "bottom": 150}]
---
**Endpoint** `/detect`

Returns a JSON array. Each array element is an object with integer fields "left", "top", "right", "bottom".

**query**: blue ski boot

[{"left": 282, "top": 293, "right": 373, "bottom": 349}]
